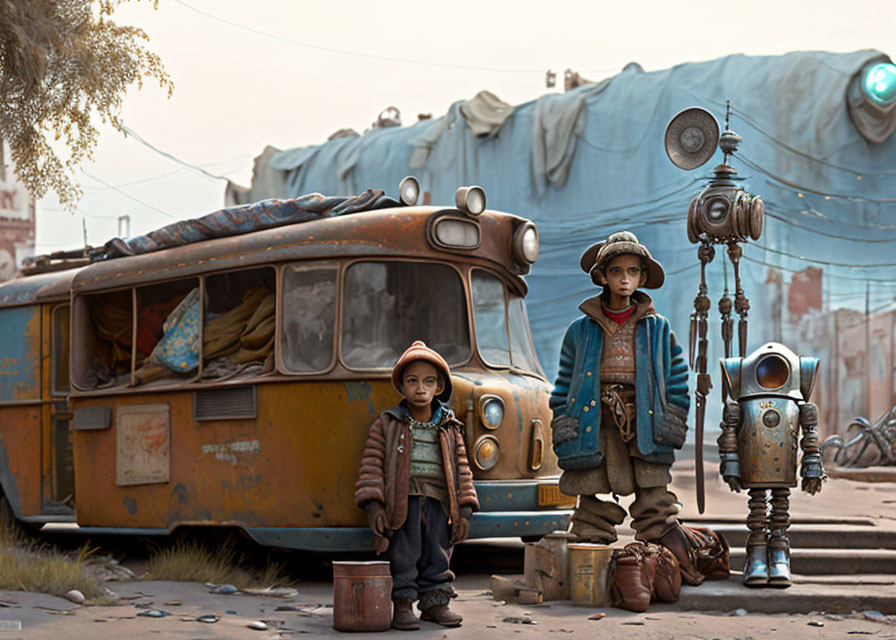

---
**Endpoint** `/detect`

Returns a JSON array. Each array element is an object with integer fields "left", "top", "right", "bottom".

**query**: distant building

[{"left": 0, "top": 143, "right": 35, "bottom": 281}]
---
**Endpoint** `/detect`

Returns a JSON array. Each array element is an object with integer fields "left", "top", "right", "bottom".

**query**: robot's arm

[
  {"left": 799, "top": 401, "right": 826, "bottom": 495},
  {"left": 717, "top": 400, "right": 743, "bottom": 492}
]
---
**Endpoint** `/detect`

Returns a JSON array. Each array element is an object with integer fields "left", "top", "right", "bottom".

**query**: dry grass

[
  {"left": 0, "top": 508, "right": 105, "bottom": 601},
  {"left": 145, "top": 540, "right": 288, "bottom": 590}
]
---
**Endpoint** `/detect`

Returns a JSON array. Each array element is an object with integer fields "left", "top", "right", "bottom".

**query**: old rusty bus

[{"left": 0, "top": 180, "right": 572, "bottom": 550}]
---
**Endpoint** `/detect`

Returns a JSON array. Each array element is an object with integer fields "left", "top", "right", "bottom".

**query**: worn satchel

[
  {"left": 610, "top": 542, "right": 681, "bottom": 612},
  {"left": 683, "top": 525, "right": 731, "bottom": 580}
]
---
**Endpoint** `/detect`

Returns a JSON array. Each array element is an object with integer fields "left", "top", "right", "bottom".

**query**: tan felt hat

[
  {"left": 391, "top": 340, "right": 452, "bottom": 402},
  {"left": 579, "top": 230, "right": 665, "bottom": 289}
]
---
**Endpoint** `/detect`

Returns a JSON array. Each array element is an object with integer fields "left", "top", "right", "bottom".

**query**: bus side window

[
  {"left": 203, "top": 267, "right": 276, "bottom": 381},
  {"left": 280, "top": 266, "right": 337, "bottom": 373},
  {"left": 71, "top": 290, "right": 133, "bottom": 390},
  {"left": 51, "top": 305, "right": 70, "bottom": 395}
]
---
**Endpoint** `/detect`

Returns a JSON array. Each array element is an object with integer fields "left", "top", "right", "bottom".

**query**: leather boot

[
  {"left": 743, "top": 544, "right": 769, "bottom": 587},
  {"left": 767, "top": 547, "right": 792, "bottom": 588},
  {"left": 420, "top": 604, "right": 463, "bottom": 627},
  {"left": 657, "top": 521, "right": 704, "bottom": 585},
  {"left": 391, "top": 599, "right": 420, "bottom": 631}
]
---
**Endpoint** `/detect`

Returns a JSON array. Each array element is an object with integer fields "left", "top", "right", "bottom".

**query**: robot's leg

[
  {"left": 768, "top": 488, "right": 792, "bottom": 587},
  {"left": 743, "top": 488, "right": 769, "bottom": 586}
]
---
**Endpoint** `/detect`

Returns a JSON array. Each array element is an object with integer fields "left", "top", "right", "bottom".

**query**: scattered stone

[
  {"left": 65, "top": 590, "right": 85, "bottom": 604},
  {"left": 248, "top": 620, "right": 268, "bottom": 630},
  {"left": 136, "top": 609, "right": 170, "bottom": 618},
  {"left": 808, "top": 620, "right": 824, "bottom": 627},
  {"left": 212, "top": 584, "right": 238, "bottom": 595},
  {"left": 164, "top": 601, "right": 181, "bottom": 607},
  {"left": 863, "top": 610, "right": 887, "bottom": 623},
  {"left": 588, "top": 612, "right": 606, "bottom": 620},
  {"left": 180, "top": 617, "right": 194, "bottom": 622},
  {"left": 847, "top": 632, "right": 874, "bottom": 635},
  {"left": 243, "top": 587, "right": 299, "bottom": 598},
  {"left": 226, "top": 610, "right": 238, "bottom": 615},
  {"left": 729, "top": 608, "right": 748, "bottom": 617},
  {"left": 487, "top": 625, "right": 497, "bottom": 629},
  {"left": 197, "top": 614, "right": 219, "bottom": 623},
  {"left": 502, "top": 616, "right": 537, "bottom": 625},
  {"left": 825, "top": 614, "right": 845, "bottom": 621},
  {"left": 622, "top": 621, "right": 645, "bottom": 626},
  {"left": 103, "top": 587, "right": 120, "bottom": 601}
]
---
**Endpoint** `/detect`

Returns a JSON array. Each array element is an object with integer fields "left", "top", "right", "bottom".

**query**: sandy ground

[{"left": 0, "top": 576, "right": 894, "bottom": 639}]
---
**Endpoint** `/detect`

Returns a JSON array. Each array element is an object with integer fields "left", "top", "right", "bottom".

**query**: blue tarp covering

[{"left": 245, "top": 50, "right": 896, "bottom": 420}]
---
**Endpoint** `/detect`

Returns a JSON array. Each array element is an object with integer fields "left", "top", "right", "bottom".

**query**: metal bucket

[
  {"left": 332, "top": 561, "right": 392, "bottom": 632},
  {"left": 567, "top": 543, "right": 613, "bottom": 607}
]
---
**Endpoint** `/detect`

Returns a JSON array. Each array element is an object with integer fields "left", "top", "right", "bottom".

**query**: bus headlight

[
  {"left": 512, "top": 222, "right": 539, "bottom": 264},
  {"left": 480, "top": 395, "right": 505, "bottom": 430},
  {"left": 399, "top": 176, "right": 420, "bottom": 206},
  {"left": 455, "top": 186, "right": 486, "bottom": 216},
  {"left": 473, "top": 435, "right": 500, "bottom": 470}
]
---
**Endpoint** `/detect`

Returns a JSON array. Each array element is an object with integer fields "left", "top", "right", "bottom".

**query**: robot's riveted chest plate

[{"left": 737, "top": 396, "right": 799, "bottom": 488}]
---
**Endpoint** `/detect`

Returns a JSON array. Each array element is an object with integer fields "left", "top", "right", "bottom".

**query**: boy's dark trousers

[{"left": 387, "top": 495, "right": 455, "bottom": 605}]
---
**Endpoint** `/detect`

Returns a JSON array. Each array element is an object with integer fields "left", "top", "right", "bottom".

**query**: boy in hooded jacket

[{"left": 355, "top": 340, "right": 479, "bottom": 630}]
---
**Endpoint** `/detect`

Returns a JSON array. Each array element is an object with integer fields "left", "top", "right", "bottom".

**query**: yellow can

[{"left": 568, "top": 543, "right": 614, "bottom": 607}]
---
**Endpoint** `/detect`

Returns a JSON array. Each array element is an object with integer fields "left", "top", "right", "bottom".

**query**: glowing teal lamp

[{"left": 862, "top": 62, "right": 896, "bottom": 107}]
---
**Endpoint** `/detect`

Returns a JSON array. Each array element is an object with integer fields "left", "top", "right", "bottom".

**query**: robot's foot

[
  {"left": 767, "top": 547, "right": 792, "bottom": 588},
  {"left": 743, "top": 545, "right": 769, "bottom": 587}
]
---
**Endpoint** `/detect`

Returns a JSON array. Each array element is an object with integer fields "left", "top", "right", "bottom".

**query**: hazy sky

[{"left": 34, "top": 0, "right": 896, "bottom": 253}]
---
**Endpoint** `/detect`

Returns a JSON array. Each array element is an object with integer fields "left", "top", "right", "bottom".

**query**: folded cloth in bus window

[
  {"left": 136, "top": 299, "right": 181, "bottom": 357},
  {"left": 91, "top": 290, "right": 133, "bottom": 372},
  {"left": 148, "top": 287, "right": 201, "bottom": 373},
  {"left": 204, "top": 285, "right": 271, "bottom": 359}
]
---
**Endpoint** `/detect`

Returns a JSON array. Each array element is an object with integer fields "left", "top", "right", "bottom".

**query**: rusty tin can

[
  {"left": 567, "top": 543, "right": 613, "bottom": 607},
  {"left": 332, "top": 561, "right": 392, "bottom": 632}
]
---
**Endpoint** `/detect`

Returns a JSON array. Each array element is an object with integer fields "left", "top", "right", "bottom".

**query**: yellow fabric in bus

[
  {"left": 203, "top": 285, "right": 270, "bottom": 359},
  {"left": 231, "top": 294, "right": 275, "bottom": 363},
  {"left": 91, "top": 291, "right": 132, "bottom": 372}
]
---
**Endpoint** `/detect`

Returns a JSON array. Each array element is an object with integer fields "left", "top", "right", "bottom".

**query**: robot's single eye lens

[
  {"left": 756, "top": 354, "right": 790, "bottom": 389},
  {"left": 706, "top": 198, "right": 728, "bottom": 222}
]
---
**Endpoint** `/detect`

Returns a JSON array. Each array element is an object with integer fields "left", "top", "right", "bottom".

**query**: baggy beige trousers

[{"left": 560, "top": 404, "right": 680, "bottom": 543}]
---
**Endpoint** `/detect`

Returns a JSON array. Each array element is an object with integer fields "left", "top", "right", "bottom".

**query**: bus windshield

[
  {"left": 341, "top": 261, "right": 471, "bottom": 368},
  {"left": 471, "top": 270, "right": 543, "bottom": 376}
]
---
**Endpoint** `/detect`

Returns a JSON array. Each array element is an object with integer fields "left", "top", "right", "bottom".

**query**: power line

[
  {"left": 81, "top": 153, "right": 251, "bottom": 193},
  {"left": 120, "top": 126, "right": 232, "bottom": 181},
  {"left": 734, "top": 152, "right": 896, "bottom": 204},
  {"left": 80, "top": 170, "right": 181, "bottom": 220},
  {"left": 173, "top": 0, "right": 620, "bottom": 77}
]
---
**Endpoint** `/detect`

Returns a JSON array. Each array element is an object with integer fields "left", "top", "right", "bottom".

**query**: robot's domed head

[{"left": 721, "top": 342, "right": 819, "bottom": 402}]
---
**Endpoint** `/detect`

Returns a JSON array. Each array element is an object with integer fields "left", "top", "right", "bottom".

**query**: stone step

[
  {"left": 685, "top": 522, "right": 896, "bottom": 550},
  {"left": 674, "top": 573, "right": 896, "bottom": 614},
  {"left": 727, "top": 547, "right": 896, "bottom": 575}
]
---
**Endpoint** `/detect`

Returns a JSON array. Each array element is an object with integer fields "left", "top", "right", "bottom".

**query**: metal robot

[{"left": 718, "top": 343, "right": 825, "bottom": 587}]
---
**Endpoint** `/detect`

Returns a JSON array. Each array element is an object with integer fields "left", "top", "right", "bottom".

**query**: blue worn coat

[{"left": 550, "top": 292, "right": 690, "bottom": 469}]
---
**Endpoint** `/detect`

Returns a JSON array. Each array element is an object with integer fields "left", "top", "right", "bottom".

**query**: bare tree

[{"left": 0, "top": 0, "right": 172, "bottom": 209}]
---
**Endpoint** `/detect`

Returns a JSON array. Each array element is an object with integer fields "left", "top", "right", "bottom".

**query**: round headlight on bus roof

[
  {"left": 473, "top": 435, "right": 500, "bottom": 471},
  {"left": 512, "top": 222, "right": 539, "bottom": 264},
  {"left": 455, "top": 186, "right": 486, "bottom": 216},
  {"left": 480, "top": 395, "right": 505, "bottom": 430},
  {"left": 399, "top": 176, "right": 420, "bottom": 206}
]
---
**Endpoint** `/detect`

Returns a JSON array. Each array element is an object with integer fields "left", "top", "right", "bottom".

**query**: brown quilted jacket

[{"left": 355, "top": 405, "right": 479, "bottom": 552}]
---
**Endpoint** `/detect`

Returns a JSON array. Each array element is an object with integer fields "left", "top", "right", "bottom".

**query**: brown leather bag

[
  {"left": 651, "top": 544, "right": 682, "bottom": 603},
  {"left": 611, "top": 542, "right": 681, "bottom": 612}
]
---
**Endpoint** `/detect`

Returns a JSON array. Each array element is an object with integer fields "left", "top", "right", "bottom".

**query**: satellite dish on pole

[{"left": 664, "top": 107, "right": 720, "bottom": 170}]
